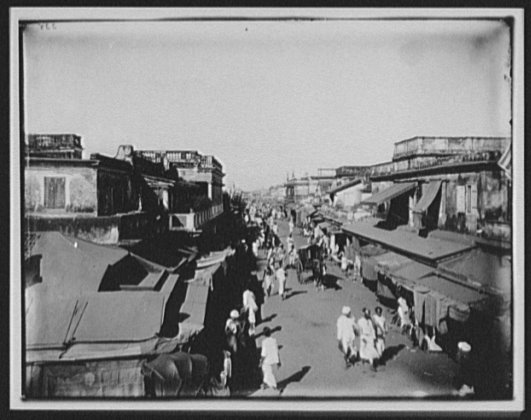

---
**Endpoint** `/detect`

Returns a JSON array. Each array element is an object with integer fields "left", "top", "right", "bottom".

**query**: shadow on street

[
  {"left": 278, "top": 366, "right": 312, "bottom": 394},
  {"left": 284, "top": 290, "right": 308, "bottom": 300},
  {"left": 323, "top": 274, "right": 342, "bottom": 290},
  {"left": 254, "top": 325, "right": 282, "bottom": 339},
  {"left": 380, "top": 343, "right": 406, "bottom": 366},
  {"left": 261, "top": 313, "right": 277, "bottom": 323}
]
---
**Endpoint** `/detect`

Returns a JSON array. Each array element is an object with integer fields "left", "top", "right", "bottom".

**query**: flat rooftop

[{"left": 342, "top": 222, "right": 475, "bottom": 265}]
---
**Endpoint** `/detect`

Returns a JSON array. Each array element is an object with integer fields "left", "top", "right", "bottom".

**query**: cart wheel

[{"left": 296, "top": 260, "right": 303, "bottom": 284}]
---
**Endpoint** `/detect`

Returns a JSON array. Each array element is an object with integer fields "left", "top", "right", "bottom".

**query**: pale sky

[{"left": 23, "top": 18, "right": 511, "bottom": 191}]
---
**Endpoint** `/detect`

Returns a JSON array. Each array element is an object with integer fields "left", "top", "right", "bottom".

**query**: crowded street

[
  {"left": 245, "top": 218, "right": 460, "bottom": 398},
  {"left": 18, "top": 13, "right": 520, "bottom": 412}
]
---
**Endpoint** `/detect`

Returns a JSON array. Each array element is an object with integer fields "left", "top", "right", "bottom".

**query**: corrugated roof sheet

[
  {"left": 342, "top": 222, "right": 475, "bottom": 263},
  {"left": 413, "top": 180, "right": 442, "bottom": 213},
  {"left": 362, "top": 182, "right": 416, "bottom": 205}
]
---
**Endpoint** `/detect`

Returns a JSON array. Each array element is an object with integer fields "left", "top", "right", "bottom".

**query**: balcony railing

[
  {"left": 199, "top": 155, "right": 223, "bottom": 172},
  {"left": 369, "top": 150, "right": 503, "bottom": 179},
  {"left": 169, "top": 203, "right": 224, "bottom": 231}
]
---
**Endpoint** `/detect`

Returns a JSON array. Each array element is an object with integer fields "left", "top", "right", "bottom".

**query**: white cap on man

[
  {"left": 230, "top": 310, "right": 239, "bottom": 319},
  {"left": 342, "top": 306, "right": 351, "bottom": 316}
]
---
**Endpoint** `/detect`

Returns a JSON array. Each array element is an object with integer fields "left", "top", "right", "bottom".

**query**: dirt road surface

[{"left": 249, "top": 219, "right": 460, "bottom": 398}]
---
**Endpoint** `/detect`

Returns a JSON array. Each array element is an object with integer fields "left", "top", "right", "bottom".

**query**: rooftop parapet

[{"left": 392, "top": 136, "right": 510, "bottom": 161}]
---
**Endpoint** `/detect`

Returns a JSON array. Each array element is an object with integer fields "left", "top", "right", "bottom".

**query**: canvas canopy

[
  {"left": 413, "top": 180, "right": 442, "bottom": 213},
  {"left": 26, "top": 232, "right": 128, "bottom": 296},
  {"left": 342, "top": 222, "right": 474, "bottom": 264},
  {"left": 362, "top": 182, "right": 416, "bottom": 205}
]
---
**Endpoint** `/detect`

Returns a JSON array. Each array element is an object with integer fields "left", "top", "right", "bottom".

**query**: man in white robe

[
  {"left": 357, "top": 308, "right": 380, "bottom": 371},
  {"left": 337, "top": 306, "right": 358, "bottom": 368},
  {"left": 259, "top": 327, "right": 281, "bottom": 390}
]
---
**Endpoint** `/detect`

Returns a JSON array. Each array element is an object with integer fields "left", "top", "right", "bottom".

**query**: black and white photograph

[{"left": 9, "top": 7, "right": 524, "bottom": 413}]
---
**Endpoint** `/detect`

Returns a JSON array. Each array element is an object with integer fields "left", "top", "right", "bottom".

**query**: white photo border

[{"left": 10, "top": 7, "right": 525, "bottom": 413}]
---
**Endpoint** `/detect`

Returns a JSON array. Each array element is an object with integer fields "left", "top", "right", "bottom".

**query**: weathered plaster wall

[
  {"left": 419, "top": 171, "right": 509, "bottom": 239},
  {"left": 25, "top": 166, "right": 97, "bottom": 214}
]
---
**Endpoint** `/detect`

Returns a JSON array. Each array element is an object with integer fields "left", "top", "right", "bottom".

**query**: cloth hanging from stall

[{"left": 413, "top": 181, "right": 442, "bottom": 213}]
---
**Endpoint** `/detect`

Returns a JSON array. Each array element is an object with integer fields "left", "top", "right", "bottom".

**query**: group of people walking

[{"left": 336, "top": 305, "right": 388, "bottom": 371}]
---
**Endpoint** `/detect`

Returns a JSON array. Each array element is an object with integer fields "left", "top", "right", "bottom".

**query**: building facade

[
  {"left": 366, "top": 136, "right": 511, "bottom": 241},
  {"left": 137, "top": 150, "right": 225, "bottom": 206}
]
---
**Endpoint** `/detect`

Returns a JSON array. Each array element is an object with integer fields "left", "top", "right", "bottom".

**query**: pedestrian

[
  {"left": 397, "top": 296, "right": 412, "bottom": 335},
  {"left": 275, "top": 263, "right": 287, "bottom": 300},
  {"left": 357, "top": 308, "right": 380, "bottom": 371},
  {"left": 289, "top": 218, "right": 294, "bottom": 235},
  {"left": 287, "top": 232, "right": 294, "bottom": 250},
  {"left": 252, "top": 239, "right": 259, "bottom": 257},
  {"left": 354, "top": 253, "right": 361, "bottom": 281},
  {"left": 259, "top": 327, "right": 281, "bottom": 390},
  {"left": 288, "top": 243, "right": 297, "bottom": 268},
  {"left": 266, "top": 242, "right": 274, "bottom": 262},
  {"left": 225, "top": 310, "right": 242, "bottom": 354},
  {"left": 243, "top": 289, "right": 258, "bottom": 336},
  {"left": 340, "top": 251, "right": 348, "bottom": 273},
  {"left": 372, "top": 306, "right": 387, "bottom": 359},
  {"left": 263, "top": 265, "right": 275, "bottom": 298},
  {"left": 272, "top": 221, "right": 279, "bottom": 236},
  {"left": 337, "top": 306, "right": 358, "bottom": 368},
  {"left": 275, "top": 243, "right": 286, "bottom": 267},
  {"left": 220, "top": 349, "right": 233, "bottom": 393}
]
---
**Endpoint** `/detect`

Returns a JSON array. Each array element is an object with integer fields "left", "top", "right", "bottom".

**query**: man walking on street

[
  {"left": 276, "top": 262, "right": 287, "bottom": 300},
  {"left": 372, "top": 306, "right": 387, "bottom": 360},
  {"left": 243, "top": 289, "right": 258, "bottom": 336},
  {"left": 259, "top": 327, "right": 281, "bottom": 390},
  {"left": 337, "top": 306, "right": 358, "bottom": 368},
  {"left": 357, "top": 308, "right": 380, "bottom": 371}
]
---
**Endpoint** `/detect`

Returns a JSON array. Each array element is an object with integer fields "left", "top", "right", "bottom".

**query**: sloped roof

[
  {"left": 362, "top": 182, "right": 416, "bottom": 205},
  {"left": 328, "top": 179, "right": 363, "bottom": 195},
  {"left": 72, "top": 292, "right": 167, "bottom": 342},
  {"left": 25, "top": 284, "right": 82, "bottom": 349},
  {"left": 26, "top": 232, "right": 128, "bottom": 296},
  {"left": 440, "top": 249, "right": 511, "bottom": 295},
  {"left": 373, "top": 251, "right": 413, "bottom": 273}
]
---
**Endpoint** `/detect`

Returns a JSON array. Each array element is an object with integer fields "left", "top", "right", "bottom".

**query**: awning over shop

[
  {"left": 389, "top": 262, "right": 495, "bottom": 325},
  {"left": 373, "top": 252, "right": 413, "bottom": 275},
  {"left": 193, "top": 262, "right": 222, "bottom": 289},
  {"left": 439, "top": 248, "right": 512, "bottom": 296},
  {"left": 360, "top": 245, "right": 387, "bottom": 282},
  {"left": 177, "top": 277, "right": 211, "bottom": 342},
  {"left": 328, "top": 179, "right": 362, "bottom": 196},
  {"left": 362, "top": 182, "right": 416, "bottom": 206},
  {"left": 413, "top": 180, "right": 442, "bottom": 213},
  {"left": 341, "top": 222, "right": 475, "bottom": 265},
  {"left": 318, "top": 221, "right": 332, "bottom": 231}
]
